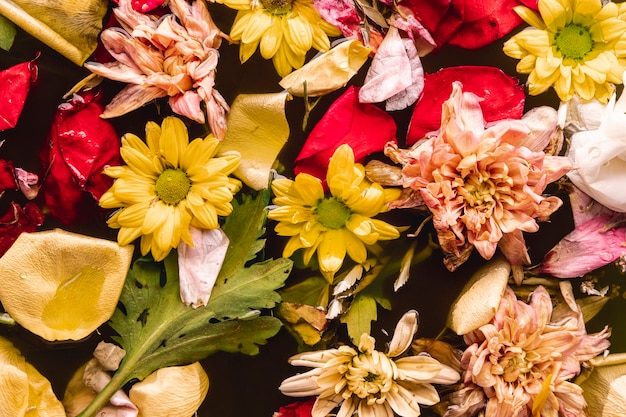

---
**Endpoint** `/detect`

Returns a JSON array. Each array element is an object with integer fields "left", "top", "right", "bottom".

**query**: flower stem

[{"left": 76, "top": 368, "right": 130, "bottom": 417}]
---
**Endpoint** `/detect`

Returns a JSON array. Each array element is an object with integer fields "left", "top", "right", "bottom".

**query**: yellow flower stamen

[
  {"left": 155, "top": 168, "right": 191, "bottom": 205},
  {"left": 316, "top": 198, "right": 351, "bottom": 229},
  {"left": 260, "top": 0, "right": 292, "bottom": 14}
]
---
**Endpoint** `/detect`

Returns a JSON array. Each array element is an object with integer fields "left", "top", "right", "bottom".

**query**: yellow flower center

[
  {"left": 316, "top": 198, "right": 351, "bottom": 229},
  {"left": 345, "top": 353, "right": 394, "bottom": 399},
  {"left": 260, "top": 0, "right": 292, "bottom": 14},
  {"left": 458, "top": 176, "right": 496, "bottom": 207},
  {"left": 155, "top": 168, "right": 191, "bottom": 205},
  {"left": 554, "top": 24, "right": 593, "bottom": 60}
]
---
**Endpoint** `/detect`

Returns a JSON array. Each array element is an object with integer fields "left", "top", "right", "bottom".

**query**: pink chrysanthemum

[
  {"left": 387, "top": 81, "right": 572, "bottom": 282},
  {"left": 444, "top": 286, "right": 610, "bottom": 417}
]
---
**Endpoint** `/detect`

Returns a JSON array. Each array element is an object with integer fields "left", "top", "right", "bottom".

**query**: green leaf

[
  {"left": 0, "top": 15, "right": 16, "bottom": 51},
  {"left": 340, "top": 294, "right": 377, "bottom": 345},
  {"left": 78, "top": 191, "right": 292, "bottom": 417}
]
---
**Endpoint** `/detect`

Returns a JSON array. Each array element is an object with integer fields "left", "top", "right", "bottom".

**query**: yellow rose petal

[
  {"left": 0, "top": 336, "right": 64, "bottom": 417},
  {"left": 129, "top": 362, "right": 209, "bottom": 417},
  {"left": 0, "top": 229, "right": 134, "bottom": 341},
  {"left": 279, "top": 40, "right": 372, "bottom": 97},
  {"left": 218, "top": 92, "right": 291, "bottom": 190},
  {"left": 447, "top": 257, "right": 511, "bottom": 335}
]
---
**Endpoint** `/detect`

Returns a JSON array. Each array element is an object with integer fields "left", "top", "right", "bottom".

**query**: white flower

[
  {"left": 279, "top": 310, "right": 460, "bottom": 417},
  {"left": 567, "top": 71, "right": 626, "bottom": 213}
]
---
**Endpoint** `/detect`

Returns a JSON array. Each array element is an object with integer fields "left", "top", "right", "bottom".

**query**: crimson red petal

[
  {"left": 0, "top": 57, "right": 38, "bottom": 131},
  {"left": 294, "top": 86, "right": 397, "bottom": 181},
  {"left": 0, "top": 202, "right": 44, "bottom": 256},
  {"left": 0, "top": 160, "right": 17, "bottom": 195},
  {"left": 39, "top": 89, "right": 122, "bottom": 225},
  {"left": 447, "top": 0, "right": 525, "bottom": 49},
  {"left": 406, "top": 66, "right": 525, "bottom": 145},
  {"left": 274, "top": 398, "right": 316, "bottom": 417}
]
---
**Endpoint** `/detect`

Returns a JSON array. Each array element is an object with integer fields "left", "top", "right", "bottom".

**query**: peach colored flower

[
  {"left": 84, "top": 0, "right": 229, "bottom": 139},
  {"left": 386, "top": 81, "right": 572, "bottom": 282},
  {"left": 444, "top": 286, "right": 610, "bottom": 417}
]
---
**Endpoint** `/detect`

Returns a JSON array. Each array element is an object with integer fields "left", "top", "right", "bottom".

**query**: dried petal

[
  {"left": 579, "top": 354, "right": 626, "bottom": 417},
  {"left": 0, "top": 336, "right": 65, "bottom": 417},
  {"left": 539, "top": 215, "right": 626, "bottom": 278},
  {"left": 0, "top": 202, "right": 44, "bottom": 257},
  {"left": 294, "top": 86, "right": 397, "bottom": 180},
  {"left": 178, "top": 227, "right": 229, "bottom": 308},
  {"left": 406, "top": 66, "right": 525, "bottom": 144},
  {"left": 39, "top": 89, "right": 122, "bottom": 225},
  {"left": 280, "top": 40, "right": 371, "bottom": 97},
  {"left": 0, "top": 56, "right": 37, "bottom": 131},
  {"left": 129, "top": 362, "right": 209, "bottom": 417},
  {"left": 0, "top": 229, "right": 133, "bottom": 341},
  {"left": 447, "top": 257, "right": 510, "bottom": 335},
  {"left": 218, "top": 92, "right": 291, "bottom": 190}
]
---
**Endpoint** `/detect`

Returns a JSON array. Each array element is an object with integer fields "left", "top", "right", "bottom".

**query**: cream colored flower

[
  {"left": 213, "top": 0, "right": 340, "bottom": 76},
  {"left": 279, "top": 310, "right": 460, "bottom": 417},
  {"left": 444, "top": 285, "right": 611, "bottom": 417},
  {"left": 84, "top": 0, "right": 229, "bottom": 139},
  {"left": 267, "top": 144, "right": 402, "bottom": 281},
  {"left": 503, "top": 0, "right": 626, "bottom": 102},
  {"left": 386, "top": 82, "right": 572, "bottom": 282}
]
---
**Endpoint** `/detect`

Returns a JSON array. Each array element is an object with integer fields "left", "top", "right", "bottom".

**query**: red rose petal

[
  {"left": 294, "top": 86, "right": 397, "bottom": 181},
  {"left": 406, "top": 66, "right": 525, "bottom": 145},
  {"left": 0, "top": 160, "right": 17, "bottom": 195},
  {"left": 0, "top": 202, "right": 44, "bottom": 256},
  {"left": 39, "top": 89, "right": 122, "bottom": 225},
  {"left": 0, "top": 56, "right": 38, "bottom": 131},
  {"left": 274, "top": 398, "right": 316, "bottom": 417},
  {"left": 447, "top": 0, "right": 525, "bottom": 49}
]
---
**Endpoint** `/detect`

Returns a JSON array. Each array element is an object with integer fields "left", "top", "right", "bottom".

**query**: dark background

[{"left": 0, "top": 3, "right": 624, "bottom": 417}]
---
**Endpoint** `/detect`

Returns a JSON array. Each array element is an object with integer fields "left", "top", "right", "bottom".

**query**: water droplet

[
  {"left": 19, "top": 274, "right": 27, "bottom": 279},
  {"left": 599, "top": 252, "right": 614, "bottom": 262}
]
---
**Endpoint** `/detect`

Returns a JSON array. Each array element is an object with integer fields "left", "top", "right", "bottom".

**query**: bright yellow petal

[
  {"left": 514, "top": 5, "right": 547, "bottom": 29},
  {"left": 343, "top": 229, "right": 367, "bottom": 264},
  {"left": 294, "top": 173, "right": 325, "bottom": 206},
  {"left": 539, "top": 0, "right": 570, "bottom": 29},
  {"left": 160, "top": 116, "right": 190, "bottom": 167},
  {"left": 0, "top": 230, "right": 133, "bottom": 341},
  {"left": 283, "top": 13, "right": 313, "bottom": 55},
  {"left": 317, "top": 228, "right": 346, "bottom": 278},
  {"left": 241, "top": 8, "right": 272, "bottom": 44},
  {"left": 259, "top": 16, "right": 283, "bottom": 59}
]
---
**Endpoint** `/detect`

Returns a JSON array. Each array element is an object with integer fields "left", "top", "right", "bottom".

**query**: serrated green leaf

[
  {"left": 78, "top": 191, "right": 292, "bottom": 417},
  {"left": 340, "top": 294, "right": 377, "bottom": 345},
  {"left": 0, "top": 14, "right": 16, "bottom": 51}
]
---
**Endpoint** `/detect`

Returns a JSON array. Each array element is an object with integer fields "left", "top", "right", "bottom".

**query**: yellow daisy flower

[
  {"left": 100, "top": 116, "right": 241, "bottom": 261},
  {"left": 503, "top": 0, "right": 626, "bottom": 102},
  {"left": 214, "top": 0, "right": 341, "bottom": 76},
  {"left": 267, "top": 144, "right": 401, "bottom": 281}
]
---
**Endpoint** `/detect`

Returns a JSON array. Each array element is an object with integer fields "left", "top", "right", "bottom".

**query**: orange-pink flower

[
  {"left": 444, "top": 286, "right": 610, "bottom": 417},
  {"left": 84, "top": 0, "right": 229, "bottom": 139},
  {"left": 386, "top": 81, "right": 572, "bottom": 282}
]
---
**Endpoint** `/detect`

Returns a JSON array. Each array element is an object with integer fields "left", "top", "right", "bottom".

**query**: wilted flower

[
  {"left": 84, "top": 0, "right": 229, "bottom": 139},
  {"left": 503, "top": 0, "right": 626, "bottom": 102},
  {"left": 213, "top": 0, "right": 340, "bottom": 76},
  {"left": 279, "top": 310, "right": 460, "bottom": 417},
  {"left": 99, "top": 116, "right": 241, "bottom": 261},
  {"left": 444, "top": 286, "right": 611, "bottom": 417},
  {"left": 566, "top": 71, "right": 626, "bottom": 213},
  {"left": 386, "top": 82, "right": 572, "bottom": 282},
  {"left": 267, "top": 143, "right": 401, "bottom": 281}
]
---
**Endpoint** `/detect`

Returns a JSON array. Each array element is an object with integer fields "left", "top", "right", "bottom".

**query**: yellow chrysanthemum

[
  {"left": 215, "top": 0, "right": 341, "bottom": 76},
  {"left": 100, "top": 116, "right": 241, "bottom": 261},
  {"left": 503, "top": 0, "right": 626, "bottom": 102},
  {"left": 267, "top": 144, "right": 401, "bottom": 281}
]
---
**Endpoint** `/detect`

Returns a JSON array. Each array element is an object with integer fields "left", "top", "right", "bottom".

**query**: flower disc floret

[
  {"left": 267, "top": 144, "right": 402, "bottom": 281},
  {"left": 99, "top": 116, "right": 242, "bottom": 261},
  {"left": 503, "top": 0, "right": 626, "bottom": 102}
]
